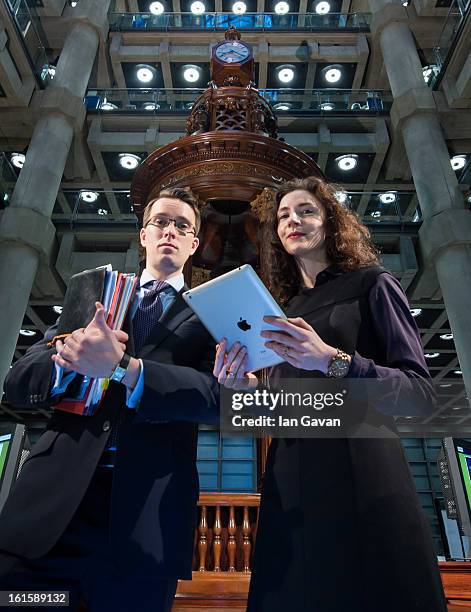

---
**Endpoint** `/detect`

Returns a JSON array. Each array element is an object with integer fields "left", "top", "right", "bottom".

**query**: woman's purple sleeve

[
  {"left": 347, "top": 272, "right": 435, "bottom": 416},
  {"left": 348, "top": 272, "right": 430, "bottom": 381}
]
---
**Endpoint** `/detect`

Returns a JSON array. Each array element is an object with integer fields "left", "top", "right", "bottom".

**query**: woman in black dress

[{"left": 213, "top": 176, "right": 447, "bottom": 612}]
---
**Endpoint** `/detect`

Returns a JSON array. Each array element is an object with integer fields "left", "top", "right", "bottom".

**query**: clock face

[{"left": 215, "top": 41, "right": 250, "bottom": 64}]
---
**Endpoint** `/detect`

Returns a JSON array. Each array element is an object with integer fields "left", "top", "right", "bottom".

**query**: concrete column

[
  {"left": 369, "top": 0, "right": 471, "bottom": 399},
  {"left": 53, "top": 24, "right": 100, "bottom": 98},
  {"left": 378, "top": 22, "right": 425, "bottom": 97},
  {"left": 0, "top": 0, "right": 111, "bottom": 392},
  {"left": 435, "top": 246, "right": 471, "bottom": 394}
]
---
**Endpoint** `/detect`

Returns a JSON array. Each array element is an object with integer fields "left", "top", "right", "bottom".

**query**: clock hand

[{"left": 231, "top": 49, "right": 247, "bottom": 58}]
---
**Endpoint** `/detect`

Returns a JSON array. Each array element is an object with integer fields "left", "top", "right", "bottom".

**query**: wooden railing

[
  {"left": 174, "top": 493, "right": 260, "bottom": 611},
  {"left": 194, "top": 493, "right": 260, "bottom": 573}
]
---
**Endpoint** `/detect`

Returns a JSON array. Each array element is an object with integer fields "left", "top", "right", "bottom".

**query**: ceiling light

[
  {"left": 315, "top": 0, "right": 330, "bottom": 13},
  {"left": 136, "top": 64, "right": 157, "bottom": 83},
  {"left": 19, "top": 329, "right": 36, "bottom": 337},
  {"left": 440, "top": 333, "right": 453, "bottom": 340},
  {"left": 183, "top": 65, "right": 201, "bottom": 83},
  {"left": 450, "top": 155, "right": 467, "bottom": 171},
  {"left": 119, "top": 153, "right": 141, "bottom": 170},
  {"left": 335, "top": 192, "right": 348, "bottom": 204},
  {"left": 277, "top": 65, "right": 295, "bottom": 83},
  {"left": 439, "top": 383, "right": 452, "bottom": 388},
  {"left": 322, "top": 64, "right": 343, "bottom": 84},
  {"left": 454, "top": 369, "right": 462, "bottom": 375},
  {"left": 186, "top": 102, "right": 194, "bottom": 109},
  {"left": 70, "top": 0, "right": 78, "bottom": 6},
  {"left": 335, "top": 154, "right": 358, "bottom": 171},
  {"left": 370, "top": 211, "right": 381, "bottom": 218},
  {"left": 379, "top": 192, "right": 397, "bottom": 204},
  {"left": 53, "top": 306, "right": 63, "bottom": 314},
  {"left": 191, "top": 0, "right": 206, "bottom": 12},
  {"left": 11, "top": 153, "right": 26, "bottom": 168},
  {"left": 320, "top": 102, "right": 334, "bottom": 110},
  {"left": 273, "top": 102, "right": 291, "bottom": 110},
  {"left": 232, "top": 1, "right": 247, "bottom": 13},
  {"left": 149, "top": 1, "right": 165, "bottom": 14},
  {"left": 422, "top": 65, "right": 439, "bottom": 84},
  {"left": 424, "top": 352, "right": 440, "bottom": 359},
  {"left": 100, "top": 102, "right": 118, "bottom": 110},
  {"left": 97, "top": 209, "right": 108, "bottom": 216},
  {"left": 274, "top": 1, "right": 290, "bottom": 13},
  {"left": 410, "top": 308, "right": 422, "bottom": 317},
  {"left": 79, "top": 191, "right": 99, "bottom": 203},
  {"left": 143, "top": 102, "right": 160, "bottom": 110}
]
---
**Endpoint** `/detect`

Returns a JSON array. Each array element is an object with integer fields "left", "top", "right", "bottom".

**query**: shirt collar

[
  {"left": 313, "top": 264, "right": 344, "bottom": 287},
  {"left": 298, "top": 264, "right": 343, "bottom": 293},
  {"left": 140, "top": 268, "right": 185, "bottom": 293}
]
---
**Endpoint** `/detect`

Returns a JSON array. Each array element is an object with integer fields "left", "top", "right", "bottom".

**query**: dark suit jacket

[{"left": 0, "top": 288, "right": 219, "bottom": 579}]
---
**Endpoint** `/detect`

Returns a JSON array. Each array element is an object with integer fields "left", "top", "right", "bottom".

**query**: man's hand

[{"left": 51, "top": 302, "right": 128, "bottom": 378}]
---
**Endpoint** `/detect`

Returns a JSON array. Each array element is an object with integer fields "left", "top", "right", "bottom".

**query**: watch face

[{"left": 215, "top": 41, "right": 250, "bottom": 64}]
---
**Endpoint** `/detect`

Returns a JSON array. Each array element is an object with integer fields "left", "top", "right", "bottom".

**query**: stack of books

[{"left": 54, "top": 265, "right": 138, "bottom": 416}]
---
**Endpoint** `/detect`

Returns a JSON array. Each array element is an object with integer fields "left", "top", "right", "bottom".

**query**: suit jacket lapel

[{"left": 138, "top": 286, "right": 193, "bottom": 359}]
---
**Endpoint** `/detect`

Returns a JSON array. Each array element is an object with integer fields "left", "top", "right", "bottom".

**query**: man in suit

[{"left": 0, "top": 188, "right": 220, "bottom": 611}]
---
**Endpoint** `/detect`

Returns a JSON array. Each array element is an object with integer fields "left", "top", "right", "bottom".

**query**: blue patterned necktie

[{"left": 133, "top": 279, "right": 168, "bottom": 353}]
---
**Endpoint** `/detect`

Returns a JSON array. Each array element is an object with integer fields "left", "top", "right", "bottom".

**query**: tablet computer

[{"left": 182, "top": 265, "right": 286, "bottom": 372}]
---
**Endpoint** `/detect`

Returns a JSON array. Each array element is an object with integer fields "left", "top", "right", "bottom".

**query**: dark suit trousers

[{"left": 0, "top": 468, "right": 178, "bottom": 612}]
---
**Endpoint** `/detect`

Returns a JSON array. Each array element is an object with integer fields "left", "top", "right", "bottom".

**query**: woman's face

[{"left": 277, "top": 189, "right": 327, "bottom": 259}]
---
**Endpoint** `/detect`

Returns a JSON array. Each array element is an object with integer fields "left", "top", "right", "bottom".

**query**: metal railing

[
  {"left": 5, "top": 0, "right": 50, "bottom": 83},
  {"left": 109, "top": 11, "right": 371, "bottom": 31},
  {"left": 84, "top": 88, "right": 390, "bottom": 114},
  {"left": 431, "top": 0, "right": 471, "bottom": 86},
  {"left": 51, "top": 189, "right": 420, "bottom": 226},
  {"left": 0, "top": 153, "right": 17, "bottom": 207},
  {"left": 52, "top": 190, "right": 137, "bottom": 227},
  {"left": 342, "top": 191, "right": 421, "bottom": 223}
]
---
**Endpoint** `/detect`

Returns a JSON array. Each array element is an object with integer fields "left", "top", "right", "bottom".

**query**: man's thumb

[{"left": 93, "top": 302, "right": 107, "bottom": 326}]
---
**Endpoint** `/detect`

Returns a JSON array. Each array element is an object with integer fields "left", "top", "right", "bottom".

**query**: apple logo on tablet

[{"left": 237, "top": 317, "right": 251, "bottom": 331}]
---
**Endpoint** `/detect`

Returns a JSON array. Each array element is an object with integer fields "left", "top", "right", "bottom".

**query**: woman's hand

[
  {"left": 213, "top": 338, "right": 259, "bottom": 390},
  {"left": 261, "top": 316, "right": 337, "bottom": 373}
]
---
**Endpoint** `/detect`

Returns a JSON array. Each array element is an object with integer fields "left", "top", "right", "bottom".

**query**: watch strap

[{"left": 110, "top": 353, "right": 131, "bottom": 383}]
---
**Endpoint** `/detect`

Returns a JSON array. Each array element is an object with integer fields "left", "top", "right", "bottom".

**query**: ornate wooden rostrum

[{"left": 130, "top": 26, "right": 322, "bottom": 277}]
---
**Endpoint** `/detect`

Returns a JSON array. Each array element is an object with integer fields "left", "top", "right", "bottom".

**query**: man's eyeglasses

[{"left": 145, "top": 215, "right": 196, "bottom": 236}]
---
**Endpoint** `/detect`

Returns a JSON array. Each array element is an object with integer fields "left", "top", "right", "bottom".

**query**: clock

[
  {"left": 215, "top": 41, "right": 251, "bottom": 64},
  {"left": 211, "top": 36, "right": 254, "bottom": 87}
]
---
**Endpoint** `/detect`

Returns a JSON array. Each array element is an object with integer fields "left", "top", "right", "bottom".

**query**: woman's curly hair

[{"left": 261, "top": 176, "right": 380, "bottom": 304}]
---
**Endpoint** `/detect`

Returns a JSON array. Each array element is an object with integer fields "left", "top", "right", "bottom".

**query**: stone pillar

[
  {"left": 370, "top": 0, "right": 471, "bottom": 397},
  {"left": 0, "top": 0, "right": 111, "bottom": 392}
]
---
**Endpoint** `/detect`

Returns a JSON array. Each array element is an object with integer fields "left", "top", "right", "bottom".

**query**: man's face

[{"left": 140, "top": 198, "right": 199, "bottom": 274}]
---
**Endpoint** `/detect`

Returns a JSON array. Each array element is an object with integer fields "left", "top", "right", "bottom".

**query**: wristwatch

[
  {"left": 326, "top": 348, "right": 351, "bottom": 378},
  {"left": 110, "top": 353, "right": 131, "bottom": 383}
]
